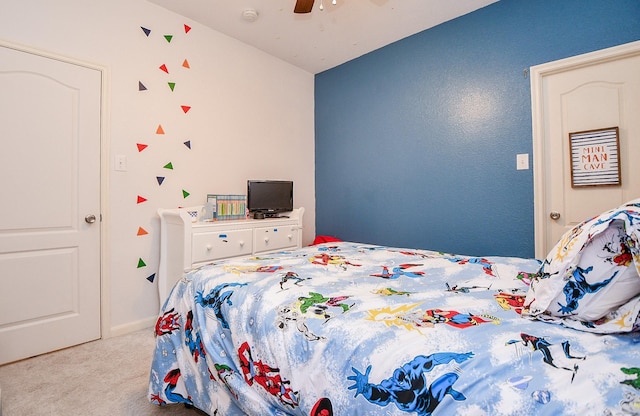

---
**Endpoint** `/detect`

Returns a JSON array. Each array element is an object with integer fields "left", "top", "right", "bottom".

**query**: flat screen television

[{"left": 247, "top": 180, "right": 293, "bottom": 218}]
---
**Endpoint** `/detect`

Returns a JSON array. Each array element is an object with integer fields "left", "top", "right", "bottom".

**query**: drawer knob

[
  {"left": 206, "top": 244, "right": 212, "bottom": 251},
  {"left": 264, "top": 237, "right": 270, "bottom": 243},
  {"left": 239, "top": 241, "right": 245, "bottom": 246}
]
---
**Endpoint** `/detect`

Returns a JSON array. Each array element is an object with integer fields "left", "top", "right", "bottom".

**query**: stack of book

[{"left": 206, "top": 194, "right": 247, "bottom": 221}]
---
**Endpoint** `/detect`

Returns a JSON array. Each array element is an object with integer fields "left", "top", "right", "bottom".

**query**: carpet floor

[{"left": 0, "top": 328, "right": 206, "bottom": 416}]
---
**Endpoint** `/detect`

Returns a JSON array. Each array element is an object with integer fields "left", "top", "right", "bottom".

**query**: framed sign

[{"left": 569, "top": 127, "right": 621, "bottom": 187}]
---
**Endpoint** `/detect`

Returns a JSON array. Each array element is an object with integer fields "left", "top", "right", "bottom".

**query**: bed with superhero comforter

[{"left": 149, "top": 199, "right": 640, "bottom": 416}]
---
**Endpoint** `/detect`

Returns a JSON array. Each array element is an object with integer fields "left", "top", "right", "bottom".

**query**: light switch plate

[
  {"left": 516, "top": 153, "right": 529, "bottom": 170},
  {"left": 115, "top": 155, "right": 128, "bottom": 171}
]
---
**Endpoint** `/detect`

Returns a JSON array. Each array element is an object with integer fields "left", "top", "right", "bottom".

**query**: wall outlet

[{"left": 516, "top": 153, "right": 529, "bottom": 170}]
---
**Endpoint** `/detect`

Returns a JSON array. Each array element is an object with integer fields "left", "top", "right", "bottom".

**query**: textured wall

[{"left": 315, "top": 0, "right": 640, "bottom": 257}]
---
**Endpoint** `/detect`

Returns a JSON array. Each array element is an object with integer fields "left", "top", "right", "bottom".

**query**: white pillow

[
  {"left": 524, "top": 198, "right": 640, "bottom": 333},
  {"left": 545, "top": 222, "right": 640, "bottom": 321}
]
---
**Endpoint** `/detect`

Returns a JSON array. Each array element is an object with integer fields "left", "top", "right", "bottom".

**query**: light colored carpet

[{"left": 0, "top": 328, "right": 206, "bottom": 416}]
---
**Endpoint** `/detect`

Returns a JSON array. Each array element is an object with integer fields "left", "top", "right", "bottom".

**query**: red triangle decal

[
  {"left": 137, "top": 143, "right": 148, "bottom": 152},
  {"left": 159, "top": 64, "right": 169, "bottom": 73},
  {"left": 184, "top": 24, "right": 191, "bottom": 33},
  {"left": 137, "top": 195, "right": 147, "bottom": 204},
  {"left": 181, "top": 105, "right": 191, "bottom": 114}
]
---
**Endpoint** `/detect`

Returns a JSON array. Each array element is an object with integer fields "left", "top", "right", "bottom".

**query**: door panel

[
  {"left": 532, "top": 41, "right": 640, "bottom": 258},
  {"left": 0, "top": 45, "right": 101, "bottom": 364}
]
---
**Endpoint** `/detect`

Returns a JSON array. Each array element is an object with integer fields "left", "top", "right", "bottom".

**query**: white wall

[{"left": 0, "top": 0, "right": 315, "bottom": 334}]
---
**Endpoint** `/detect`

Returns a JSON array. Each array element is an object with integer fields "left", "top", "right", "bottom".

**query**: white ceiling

[{"left": 148, "top": 0, "right": 498, "bottom": 74}]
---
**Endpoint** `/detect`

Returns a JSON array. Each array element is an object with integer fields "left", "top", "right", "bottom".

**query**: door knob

[
  {"left": 549, "top": 211, "right": 561, "bottom": 220},
  {"left": 85, "top": 214, "right": 97, "bottom": 224}
]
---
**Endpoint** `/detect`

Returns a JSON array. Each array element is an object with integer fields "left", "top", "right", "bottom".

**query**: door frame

[
  {"left": 530, "top": 40, "right": 640, "bottom": 259},
  {"left": 0, "top": 40, "right": 112, "bottom": 340}
]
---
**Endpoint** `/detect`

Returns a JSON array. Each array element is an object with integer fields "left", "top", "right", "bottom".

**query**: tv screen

[{"left": 247, "top": 180, "right": 293, "bottom": 216}]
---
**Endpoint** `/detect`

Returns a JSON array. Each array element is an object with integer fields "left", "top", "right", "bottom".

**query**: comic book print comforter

[{"left": 149, "top": 242, "right": 640, "bottom": 416}]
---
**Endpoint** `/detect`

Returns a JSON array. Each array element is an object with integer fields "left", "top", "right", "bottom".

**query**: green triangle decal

[
  {"left": 164, "top": 35, "right": 173, "bottom": 43},
  {"left": 168, "top": 82, "right": 176, "bottom": 91},
  {"left": 182, "top": 189, "right": 190, "bottom": 198},
  {"left": 163, "top": 162, "right": 173, "bottom": 170},
  {"left": 137, "top": 258, "right": 146, "bottom": 268}
]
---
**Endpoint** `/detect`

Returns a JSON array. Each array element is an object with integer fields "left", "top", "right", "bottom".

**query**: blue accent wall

[{"left": 314, "top": 0, "right": 640, "bottom": 257}]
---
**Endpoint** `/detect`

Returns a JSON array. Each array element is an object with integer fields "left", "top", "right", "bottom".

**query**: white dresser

[{"left": 157, "top": 207, "right": 304, "bottom": 303}]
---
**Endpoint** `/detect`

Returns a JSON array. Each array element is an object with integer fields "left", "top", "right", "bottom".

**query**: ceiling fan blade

[{"left": 294, "top": 0, "right": 314, "bottom": 13}]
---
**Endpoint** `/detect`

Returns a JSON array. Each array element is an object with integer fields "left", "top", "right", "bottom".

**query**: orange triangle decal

[
  {"left": 181, "top": 105, "right": 191, "bottom": 114},
  {"left": 137, "top": 143, "right": 148, "bottom": 152},
  {"left": 137, "top": 227, "right": 149, "bottom": 236},
  {"left": 182, "top": 59, "right": 190, "bottom": 69},
  {"left": 159, "top": 64, "right": 169, "bottom": 73},
  {"left": 156, "top": 125, "right": 165, "bottom": 135}
]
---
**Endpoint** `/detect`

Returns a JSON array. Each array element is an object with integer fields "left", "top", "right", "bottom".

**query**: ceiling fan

[
  {"left": 294, "top": 0, "right": 337, "bottom": 13},
  {"left": 294, "top": 0, "right": 315, "bottom": 13}
]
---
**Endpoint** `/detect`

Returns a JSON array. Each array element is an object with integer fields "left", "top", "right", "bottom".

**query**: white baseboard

[{"left": 107, "top": 316, "right": 156, "bottom": 338}]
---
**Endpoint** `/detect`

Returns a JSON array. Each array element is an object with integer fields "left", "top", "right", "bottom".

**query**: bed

[{"left": 149, "top": 200, "right": 640, "bottom": 416}]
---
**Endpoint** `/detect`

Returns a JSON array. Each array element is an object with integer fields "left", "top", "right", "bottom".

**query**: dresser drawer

[
  {"left": 192, "top": 229, "right": 253, "bottom": 263},
  {"left": 254, "top": 225, "right": 299, "bottom": 254}
]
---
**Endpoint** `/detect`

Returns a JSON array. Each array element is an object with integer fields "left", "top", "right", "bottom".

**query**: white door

[
  {"left": 531, "top": 41, "right": 640, "bottom": 258},
  {"left": 0, "top": 44, "right": 102, "bottom": 364}
]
